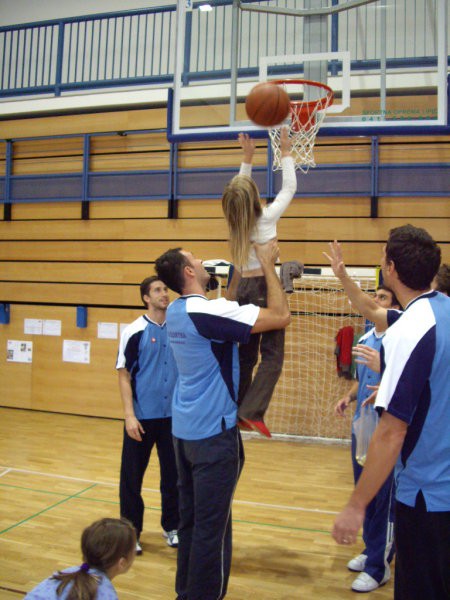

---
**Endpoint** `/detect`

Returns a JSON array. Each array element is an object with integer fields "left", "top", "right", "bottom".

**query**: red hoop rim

[{"left": 271, "top": 78, "right": 334, "bottom": 112}]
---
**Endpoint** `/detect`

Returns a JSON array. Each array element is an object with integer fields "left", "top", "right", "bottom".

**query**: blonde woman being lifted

[{"left": 222, "top": 127, "right": 296, "bottom": 437}]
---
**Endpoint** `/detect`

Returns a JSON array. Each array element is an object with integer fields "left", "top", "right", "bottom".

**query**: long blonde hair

[{"left": 222, "top": 174, "right": 262, "bottom": 269}]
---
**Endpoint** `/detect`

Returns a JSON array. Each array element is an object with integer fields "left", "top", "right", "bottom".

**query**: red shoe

[
  {"left": 240, "top": 417, "right": 272, "bottom": 438},
  {"left": 238, "top": 419, "right": 252, "bottom": 431}
]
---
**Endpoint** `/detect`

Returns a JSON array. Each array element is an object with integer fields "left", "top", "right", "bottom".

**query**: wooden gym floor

[{"left": 0, "top": 407, "right": 393, "bottom": 599}]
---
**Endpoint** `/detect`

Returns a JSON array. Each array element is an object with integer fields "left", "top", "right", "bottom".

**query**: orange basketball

[{"left": 245, "top": 82, "right": 290, "bottom": 127}]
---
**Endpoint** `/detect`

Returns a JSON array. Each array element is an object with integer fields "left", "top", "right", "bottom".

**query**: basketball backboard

[{"left": 168, "top": 0, "right": 448, "bottom": 142}]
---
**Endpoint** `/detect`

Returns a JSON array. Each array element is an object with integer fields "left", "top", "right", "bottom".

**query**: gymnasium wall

[{"left": 0, "top": 105, "right": 449, "bottom": 437}]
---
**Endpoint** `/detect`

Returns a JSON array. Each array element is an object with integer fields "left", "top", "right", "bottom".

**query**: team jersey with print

[
  {"left": 352, "top": 327, "right": 384, "bottom": 426},
  {"left": 116, "top": 315, "right": 177, "bottom": 420},
  {"left": 166, "top": 295, "right": 260, "bottom": 440},
  {"left": 375, "top": 291, "right": 450, "bottom": 510}
]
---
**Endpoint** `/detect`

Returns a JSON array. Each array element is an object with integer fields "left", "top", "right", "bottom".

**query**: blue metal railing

[
  {"left": 0, "top": 0, "right": 448, "bottom": 99},
  {"left": 1, "top": 131, "right": 449, "bottom": 212},
  {"left": 0, "top": 6, "right": 177, "bottom": 97}
]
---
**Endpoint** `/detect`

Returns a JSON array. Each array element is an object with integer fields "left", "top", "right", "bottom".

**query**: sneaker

[
  {"left": 240, "top": 417, "right": 271, "bottom": 438},
  {"left": 135, "top": 540, "right": 143, "bottom": 555},
  {"left": 351, "top": 568, "right": 390, "bottom": 593},
  {"left": 163, "top": 529, "right": 179, "bottom": 548},
  {"left": 347, "top": 553, "right": 367, "bottom": 572}
]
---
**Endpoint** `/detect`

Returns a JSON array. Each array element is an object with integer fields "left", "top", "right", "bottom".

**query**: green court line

[
  {"left": 0, "top": 481, "right": 330, "bottom": 536},
  {"left": 0, "top": 483, "right": 97, "bottom": 535}
]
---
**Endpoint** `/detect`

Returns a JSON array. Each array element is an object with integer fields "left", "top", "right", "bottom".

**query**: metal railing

[
  {"left": 0, "top": 0, "right": 448, "bottom": 99},
  {"left": 0, "top": 6, "right": 177, "bottom": 97}
]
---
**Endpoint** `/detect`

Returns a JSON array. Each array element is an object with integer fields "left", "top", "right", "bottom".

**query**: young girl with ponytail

[{"left": 25, "top": 517, "right": 136, "bottom": 600}]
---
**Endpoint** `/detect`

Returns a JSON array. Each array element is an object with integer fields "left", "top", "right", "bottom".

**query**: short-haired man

[
  {"left": 334, "top": 285, "right": 400, "bottom": 593},
  {"left": 325, "top": 225, "right": 450, "bottom": 600},
  {"left": 116, "top": 276, "right": 179, "bottom": 554},
  {"left": 155, "top": 240, "right": 290, "bottom": 600}
]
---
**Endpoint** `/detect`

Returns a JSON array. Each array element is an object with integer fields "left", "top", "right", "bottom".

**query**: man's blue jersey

[
  {"left": 376, "top": 291, "right": 450, "bottom": 511},
  {"left": 353, "top": 327, "right": 384, "bottom": 427},
  {"left": 166, "top": 295, "right": 259, "bottom": 440},
  {"left": 116, "top": 315, "right": 177, "bottom": 420}
]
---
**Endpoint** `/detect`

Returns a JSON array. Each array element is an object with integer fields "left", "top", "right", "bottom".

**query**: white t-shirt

[{"left": 239, "top": 155, "right": 296, "bottom": 271}]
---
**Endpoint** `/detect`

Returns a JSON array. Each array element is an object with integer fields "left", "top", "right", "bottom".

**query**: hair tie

[{"left": 80, "top": 563, "right": 90, "bottom": 573}]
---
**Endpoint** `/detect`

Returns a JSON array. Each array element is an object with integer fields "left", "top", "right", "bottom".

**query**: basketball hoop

[{"left": 269, "top": 79, "right": 334, "bottom": 173}]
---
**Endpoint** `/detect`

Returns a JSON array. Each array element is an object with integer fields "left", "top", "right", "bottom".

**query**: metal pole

[
  {"left": 230, "top": 0, "right": 240, "bottom": 126},
  {"left": 370, "top": 136, "right": 379, "bottom": 218},
  {"left": 379, "top": 0, "right": 387, "bottom": 119},
  {"left": 239, "top": 0, "right": 380, "bottom": 18},
  {"left": 330, "top": 0, "right": 339, "bottom": 76},
  {"left": 81, "top": 134, "right": 90, "bottom": 219},
  {"left": 54, "top": 21, "right": 65, "bottom": 96},
  {"left": 172, "top": 0, "right": 187, "bottom": 135},
  {"left": 437, "top": 0, "right": 448, "bottom": 124},
  {"left": 4, "top": 140, "right": 12, "bottom": 221},
  {"left": 183, "top": 10, "right": 193, "bottom": 86}
]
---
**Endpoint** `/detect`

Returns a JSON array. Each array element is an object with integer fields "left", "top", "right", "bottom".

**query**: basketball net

[{"left": 269, "top": 80, "right": 334, "bottom": 174}]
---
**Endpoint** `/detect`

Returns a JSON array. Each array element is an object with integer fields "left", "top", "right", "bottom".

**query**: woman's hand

[{"left": 238, "top": 133, "right": 255, "bottom": 163}]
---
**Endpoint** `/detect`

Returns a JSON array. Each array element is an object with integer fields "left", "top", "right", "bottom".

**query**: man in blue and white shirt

[
  {"left": 326, "top": 225, "right": 449, "bottom": 600},
  {"left": 116, "top": 276, "right": 179, "bottom": 553},
  {"left": 155, "top": 240, "right": 290, "bottom": 600},
  {"left": 334, "top": 285, "right": 400, "bottom": 593}
]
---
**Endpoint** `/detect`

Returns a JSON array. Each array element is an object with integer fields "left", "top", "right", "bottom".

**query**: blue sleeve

[{"left": 189, "top": 312, "right": 253, "bottom": 344}]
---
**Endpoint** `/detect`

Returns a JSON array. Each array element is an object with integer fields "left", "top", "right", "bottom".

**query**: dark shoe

[{"left": 240, "top": 417, "right": 271, "bottom": 438}]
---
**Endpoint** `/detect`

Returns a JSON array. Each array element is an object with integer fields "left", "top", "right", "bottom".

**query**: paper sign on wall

[
  {"left": 43, "top": 320, "right": 62, "bottom": 336},
  {"left": 24, "top": 318, "right": 62, "bottom": 336},
  {"left": 7, "top": 340, "right": 33, "bottom": 363},
  {"left": 24, "top": 319, "right": 43, "bottom": 335},
  {"left": 63, "top": 340, "right": 90, "bottom": 364},
  {"left": 97, "top": 322, "right": 118, "bottom": 339}
]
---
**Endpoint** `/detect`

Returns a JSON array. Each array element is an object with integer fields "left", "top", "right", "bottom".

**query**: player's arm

[
  {"left": 335, "top": 381, "right": 359, "bottom": 417},
  {"left": 251, "top": 240, "right": 291, "bottom": 333},
  {"left": 323, "top": 241, "right": 388, "bottom": 331},
  {"left": 238, "top": 133, "right": 255, "bottom": 178},
  {"left": 362, "top": 385, "right": 379, "bottom": 407},
  {"left": 332, "top": 411, "right": 407, "bottom": 544},
  {"left": 225, "top": 266, "right": 241, "bottom": 301},
  {"left": 265, "top": 127, "right": 296, "bottom": 220},
  {"left": 239, "top": 132, "right": 255, "bottom": 164},
  {"left": 118, "top": 368, "right": 145, "bottom": 441},
  {"left": 353, "top": 345, "right": 381, "bottom": 373}
]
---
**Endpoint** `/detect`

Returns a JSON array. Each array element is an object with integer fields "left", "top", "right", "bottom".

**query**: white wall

[{"left": 0, "top": 0, "right": 174, "bottom": 27}]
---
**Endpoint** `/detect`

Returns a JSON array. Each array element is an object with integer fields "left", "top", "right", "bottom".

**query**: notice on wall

[
  {"left": 62, "top": 340, "right": 90, "bottom": 364},
  {"left": 24, "top": 319, "right": 43, "bottom": 335},
  {"left": 7, "top": 340, "right": 33, "bottom": 363},
  {"left": 97, "top": 322, "right": 118, "bottom": 339},
  {"left": 24, "top": 318, "right": 62, "bottom": 336},
  {"left": 43, "top": 320, "right": 62, "bottom": 336}
]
